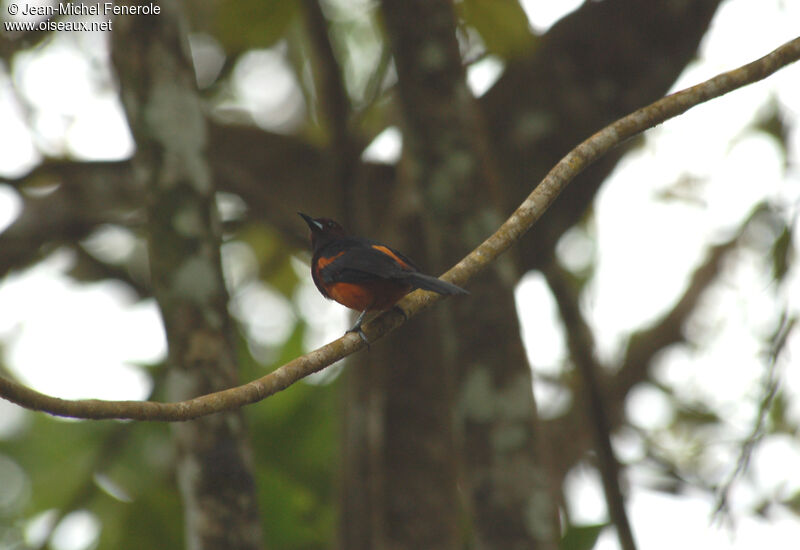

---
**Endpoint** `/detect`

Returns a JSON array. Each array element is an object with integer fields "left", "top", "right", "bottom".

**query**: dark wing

[
  {"left": 319, "top": 242, "right": 415, "bottom": 284},
  {"left": 320, "top": 240, "right": 468, "bottom": 295}
]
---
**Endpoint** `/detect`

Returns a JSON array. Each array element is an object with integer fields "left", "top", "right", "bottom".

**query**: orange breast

[{"left": 327, "top": 280, "right": 412, "bottom": 311}]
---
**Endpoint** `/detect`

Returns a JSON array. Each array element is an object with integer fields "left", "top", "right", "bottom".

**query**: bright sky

[{"left": 1, "top": 1, "right": 800, "bottom": 549}]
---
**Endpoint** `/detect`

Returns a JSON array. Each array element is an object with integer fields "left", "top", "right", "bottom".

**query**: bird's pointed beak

[{"left": 298, "top": 212, "right": 322, "bottom": 232}]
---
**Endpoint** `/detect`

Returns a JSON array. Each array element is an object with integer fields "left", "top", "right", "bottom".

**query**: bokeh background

[{"left": 1, "top": 0, "right": 799, "bottom": 549}]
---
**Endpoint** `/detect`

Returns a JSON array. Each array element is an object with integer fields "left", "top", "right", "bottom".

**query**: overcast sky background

[{"left": 1, "top": 0, "right": 800, "bottom": 549}]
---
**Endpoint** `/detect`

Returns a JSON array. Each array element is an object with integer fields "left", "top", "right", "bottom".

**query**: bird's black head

[{"left": 298, "top": 212, "right": 347, "bottom": 249}]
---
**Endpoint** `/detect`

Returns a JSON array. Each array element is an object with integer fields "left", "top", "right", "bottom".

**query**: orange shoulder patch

[
  {"left": 371, "top": 245, "right": 411, "bottom": 270},
  {"left": 316, "top": 251, "right": 345, "bottom": 269}
]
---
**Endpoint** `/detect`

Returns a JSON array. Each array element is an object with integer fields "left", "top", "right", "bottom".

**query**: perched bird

[{"left": 298, "top": 212, "right": 468, "bottom": 341}]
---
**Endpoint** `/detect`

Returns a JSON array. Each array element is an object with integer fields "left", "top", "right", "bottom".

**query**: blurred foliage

[
  {"left": 212, "top": 0, "right": 300, "bottom": 55},
  {"left": 753, "top": 101, "right": 791, "bottom": 160},
  {"left": 237, "top": 223, "right": 302, "bottom": 297},
  {"left": 248, "top": 372, "right": 339, "bottom": 549},
  {"left": 0, "top": 320, "right": 338, "bottom": 549},
  {"left": 0, "top": 221, "right": 335, "bottom": 548},
  {"left": 559, "top": 523, "right": 608, "bottom": 550},
  {"left": 1, "top": 1, "right": 799, "bottom": 549},
  {"left": 458, "top": 0, "right": 537, "bottom": 58},
  {"left": 768, "top": 390, "right": 795, "bottom": 435},
  {"left": 771, "top": 224, "right": 792, "bottom": 282}
]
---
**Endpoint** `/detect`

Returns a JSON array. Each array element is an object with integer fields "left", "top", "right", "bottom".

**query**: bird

[{"left": 298, "top": 212, "right": 468, "bottom": 342}]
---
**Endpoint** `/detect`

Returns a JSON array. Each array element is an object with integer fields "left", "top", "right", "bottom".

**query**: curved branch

[{"left": 1, "top": 36, "right": 798, "bottom": 421}]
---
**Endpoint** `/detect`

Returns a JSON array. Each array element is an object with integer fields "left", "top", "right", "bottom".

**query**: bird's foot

[
  {"left": 346, "top": 310, "right": 370, "bottom": 348},
  {"left": 345, "top": 326, "right": 370, "bottom": 348}
]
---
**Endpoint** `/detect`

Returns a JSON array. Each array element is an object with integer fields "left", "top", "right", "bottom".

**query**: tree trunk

[
  {"left": 340, "top": 1, "right": 559, "bottom": 548},
  {"left": 111, "top": 2, "right": 263, "bottom": 549}
]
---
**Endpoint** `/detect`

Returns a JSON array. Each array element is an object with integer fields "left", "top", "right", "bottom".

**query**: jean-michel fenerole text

[{"left": 19, "top": 2, "right": 160, "bottom": 16}]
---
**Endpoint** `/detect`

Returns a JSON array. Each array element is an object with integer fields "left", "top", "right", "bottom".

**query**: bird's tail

[{"left": 405, "top": 272, "right": 469, "bottom": 296}]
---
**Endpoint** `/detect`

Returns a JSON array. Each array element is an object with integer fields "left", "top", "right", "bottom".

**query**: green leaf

[
  {"left": 767, "top": 390, "right": 796, "bottom": 435},
  {"left": 246, "top": 375, "right": 338, "bottom": 548},
  {"left": 214, "top": 0, "right": 300, "bottom": 54},
  {"left": 3, "top": 414, "right": 111, "bottom": 512},
  {"left": 560, "top": 523, "right": 609, "bottom": 550},
  {"left": 771, "top": 224, "right": 792, "bottom": 282},
  {"left": 94, "top": 483, "right": 183, "bottom": 550},
  {"left": 782, "top": 489, "right": 800, "bottom": 516},
  {"left": 237, "top": 224, "right": 301, "bottom": 297},
  {"left": 459, "top": 0, "right": 536, "bottom": 59},
  {"left": 753, "top": 103, "right": 789, "bottom": 149},
  {"left": 675, "top": 404, "right": 720, "bottom": 427}
]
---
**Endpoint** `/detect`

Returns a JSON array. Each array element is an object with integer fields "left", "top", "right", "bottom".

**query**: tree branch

[
  {"left": 0, "top": 160, "right": 140, "bottom": 279},
  {"left": 301, "top": 0, "right": 361, "bottom": 226},
  {"left": 544, "top": 207, "right": 751, "bottom": 484},
  {"left": 0, "top": 36, "right": 798, "bottom": 421}
]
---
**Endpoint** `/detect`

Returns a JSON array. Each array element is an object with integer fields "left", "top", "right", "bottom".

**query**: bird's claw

[
  {"left": 346, "top": 310, "right": 370, "bottom": 349},
  {"left": 346, "top": 326, "right": 370, "bottom": 349}
]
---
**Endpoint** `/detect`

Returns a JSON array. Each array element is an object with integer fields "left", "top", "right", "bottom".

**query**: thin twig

[
  {"left": 712, "top": 312, "right": 796, "bottom": 522},
  {"left": 0, "top": 36, "right": 798, "bottom": 421},
  {"left": 544, "top": 265, "right": 637, "bottom": 550}
]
